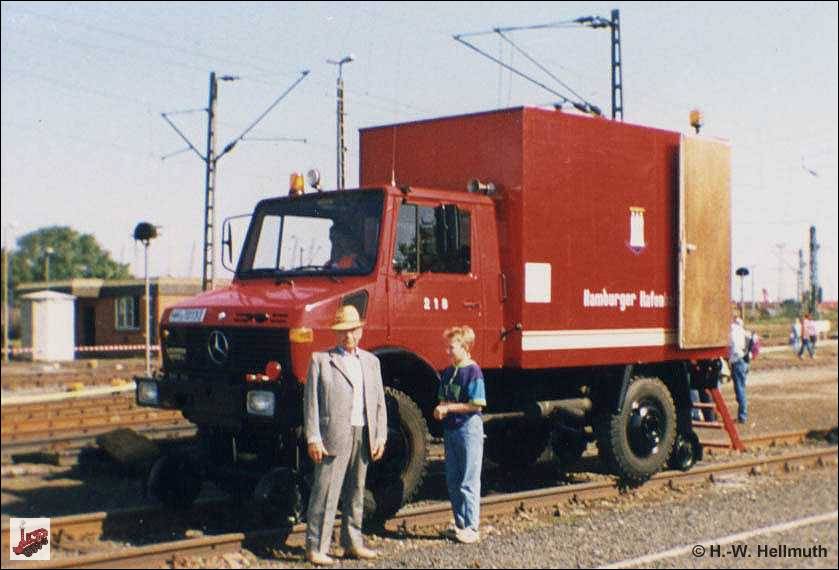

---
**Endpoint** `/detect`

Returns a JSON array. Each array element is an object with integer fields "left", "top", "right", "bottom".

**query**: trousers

[
  {"left": 306, "top": 426, "right": 369, "bottom": 554},
  {"left": 443, "top": 414, "right": 484, "bottom": 531}
]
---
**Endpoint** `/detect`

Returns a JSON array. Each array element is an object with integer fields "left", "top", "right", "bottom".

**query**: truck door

[
  {"left": 388, "top": 201, "right": 485, "bottom": 364},
  {"left": 678, "top": 135, "right": 731, "bottom": 348}
]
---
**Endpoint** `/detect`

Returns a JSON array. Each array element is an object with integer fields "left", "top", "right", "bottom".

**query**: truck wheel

[
  {"left": 148, "top": 453, "right": 202, "bottom": 509},
  {"left": 365, "top": 387, "right": 430, "bottom": 523},
  {"left": 668, "top": 431, "right": 702, "bottom": 472},
  {"left": 596, "top": 377, "right": 677, "bottom": 485},
  {"left": 486, "top": 420, "right": 550, "bottom": 469}
]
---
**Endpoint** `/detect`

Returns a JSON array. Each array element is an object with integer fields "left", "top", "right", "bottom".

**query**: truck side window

[
  {"left": 394, "top": 204, "right": 419, "bottom": 272},
  {"left": 393, "top": 203, "right": 471, "bottom": 274}
]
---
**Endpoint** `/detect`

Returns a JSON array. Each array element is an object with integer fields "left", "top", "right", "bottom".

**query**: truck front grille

[{"left": 163, "top": 326, "right": 291, "bottom": 378}]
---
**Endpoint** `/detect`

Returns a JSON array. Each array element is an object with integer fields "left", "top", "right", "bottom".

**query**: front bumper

[{"left": 134, "top": 373, "right": 294, "bottom": 432}]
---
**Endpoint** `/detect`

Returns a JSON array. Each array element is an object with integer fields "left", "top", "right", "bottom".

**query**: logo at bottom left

[{"left": 10, "top": 518, "right": 51, "bottom": 561}]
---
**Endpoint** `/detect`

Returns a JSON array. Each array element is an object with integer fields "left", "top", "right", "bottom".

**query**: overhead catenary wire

[
  {"left": 453, "top": 34, "right": 582, "bottom": 112},
  {"left": 494, "top": 29, "right": 595, "bottom": 113},
  {"left": 216, "top": 70, "right": 310, "bottom": 160},
  {"left": 454, "top": 15, "right": 609, "bottom": 116}
]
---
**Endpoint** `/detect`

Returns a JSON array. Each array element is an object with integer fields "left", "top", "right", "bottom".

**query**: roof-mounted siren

[
  {"left": 467, "top": 178, "right": 497, "bottom": 196},
  {"left": 306, "top": 169, "right": 322, "bottom": 192}
]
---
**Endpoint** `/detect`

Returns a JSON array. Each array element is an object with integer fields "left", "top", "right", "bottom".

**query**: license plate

[
  {"left": 169, "top": 308, "right": 207, "bottom": 323},
  {"left": 166, "top": 347, "right": 187, "bottom": 362}
]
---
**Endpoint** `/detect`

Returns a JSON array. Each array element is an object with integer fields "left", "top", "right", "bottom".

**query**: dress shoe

[
  {"left": 306, "top": 550, "right": 335, "bottom": 566},
  {"left": 345, "top": 545, "right": 379, "bottom": 559}
]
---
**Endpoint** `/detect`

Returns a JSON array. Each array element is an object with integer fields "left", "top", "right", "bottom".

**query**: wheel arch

[{"left": 371, "top": 346, "right": 441, "bottom": 433}]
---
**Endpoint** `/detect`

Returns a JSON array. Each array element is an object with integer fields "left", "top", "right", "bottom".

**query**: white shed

[{"left": 20, "top": 290, "right": 76, "bottom": 361}]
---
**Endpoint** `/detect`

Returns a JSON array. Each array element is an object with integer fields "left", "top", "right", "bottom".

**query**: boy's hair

[{"left": 444, "top": 325, "right": 476, "bottom": 351}]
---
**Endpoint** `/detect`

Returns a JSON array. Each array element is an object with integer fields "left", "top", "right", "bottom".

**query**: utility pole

[
  {"left": 1, "top": 246, "right": 7, "bottom": 362},
  {"left": 809, "top": 226, "right": 820, "bottom": 315},
  {"left": 162, "top": 70, "right": 309, "bottom": 291},
  {"left": 133, "top": 223, "right": 158, "bottom": 376},
  {"left": 44, "top": 247, "right": 54, "bottom": 290},
  {"left": 203, "top": 72, "right": 219, "bottom": 292},
  {"left": 797, "top": 248, "right": 806, "bottom": 306},
  {"left": 774, "top": 243, "right": 785, "bottom": 303},
  {"left": 610, "top": 9, "right": 623, "bottom": 121},
  {"left": 328, "top": 55, "right": 354, "bottom": 190}
]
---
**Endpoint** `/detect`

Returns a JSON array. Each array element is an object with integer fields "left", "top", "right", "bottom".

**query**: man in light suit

[{"left": 304, "top": 305, "right": 387, "bottom": 566}]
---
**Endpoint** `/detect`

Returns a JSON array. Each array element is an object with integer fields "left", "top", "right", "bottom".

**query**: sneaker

[
  {"left": 305, "top": 550, "right": 335, "bottom": 566},
  {"left": 455, "top": 527, "right": 480, "bottom": 544}
]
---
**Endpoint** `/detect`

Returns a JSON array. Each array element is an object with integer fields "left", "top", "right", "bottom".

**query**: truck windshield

[{"left": 237, "top": 190, "right": 384, "bottom": 277}]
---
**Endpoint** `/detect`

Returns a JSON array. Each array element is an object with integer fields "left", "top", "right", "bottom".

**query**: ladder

[{"left": 691, "top": 388, "right": 745, "bottom": 451}]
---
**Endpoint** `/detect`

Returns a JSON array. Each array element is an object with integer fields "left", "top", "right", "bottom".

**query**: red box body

[{"left": 361, "top": 107, "right": 727, "bottom": 370}]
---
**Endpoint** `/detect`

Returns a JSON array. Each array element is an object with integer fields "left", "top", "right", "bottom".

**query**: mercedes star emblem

[{"left": 207, "top": 330, "right": 230, "bottom": 365}]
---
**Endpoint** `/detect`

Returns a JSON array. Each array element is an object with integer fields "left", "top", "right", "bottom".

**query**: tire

[
  {"left": 364, "top": 387, "right": 430, "bottom": 522},
  {"left": 486, "top": 420, "right": 550, "bottom": 469},
  {"left": 147, "top": 453, "right": 202, "bottom": 510},
  {"left": 668, "top": 431, "right": 702, "bottom": 472},
  {"left": 596, "top": 377, "right": 677, "bottom": 485}
]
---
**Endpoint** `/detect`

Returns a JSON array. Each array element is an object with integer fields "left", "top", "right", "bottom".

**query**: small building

[
  {"left": 16, "top": 278, "right": 211, "bottom": 355},
  {"left": 20, "top": 290, "right": 76, "bottom": 361}
]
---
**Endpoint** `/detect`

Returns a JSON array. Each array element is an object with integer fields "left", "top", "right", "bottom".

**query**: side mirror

[{"left": 221, "top": 213, "right": 252, "bottom": 273}]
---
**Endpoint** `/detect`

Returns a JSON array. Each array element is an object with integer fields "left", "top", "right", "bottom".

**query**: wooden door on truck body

[
  {"left": 387, "top": 199, "right": 485, "bottom": 368},
  {"left": 678, "top": 135, "right": 732, "bottom": 349}
]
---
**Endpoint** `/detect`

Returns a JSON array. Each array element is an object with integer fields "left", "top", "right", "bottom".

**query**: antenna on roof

[{"left": 390, "top": 126, "right": 397, "bottom": 186}]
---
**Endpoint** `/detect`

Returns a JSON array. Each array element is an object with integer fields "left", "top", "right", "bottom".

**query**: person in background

[
  {"left": 790, "top": 317, "right": 802, "bottom": 355},
  {"left": 799, "top": 313, "right": 817, "bottom": 359},
  {"left": 729, "top": 315, "right": 750, "bottom": 424},
  {"left": 434, "top": 325, "right": 486, "bottom": 544}
]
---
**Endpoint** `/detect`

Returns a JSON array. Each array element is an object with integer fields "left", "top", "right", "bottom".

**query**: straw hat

[{"left": 331, "top": 305, "right": 365, "bottom": 331}]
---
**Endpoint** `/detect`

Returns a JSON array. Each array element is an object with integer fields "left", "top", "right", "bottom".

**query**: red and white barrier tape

[{"left": 2, "top": 344, "right": 161, "bottom": 356}]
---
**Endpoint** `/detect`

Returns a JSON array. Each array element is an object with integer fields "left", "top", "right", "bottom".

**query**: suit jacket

[{"left": 304, "top": 347, "right": 387, "bottom": 457}]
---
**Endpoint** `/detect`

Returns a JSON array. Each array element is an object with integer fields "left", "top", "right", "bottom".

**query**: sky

[{"left": 2, "top": 1, "right": 837, "bottom": 302}]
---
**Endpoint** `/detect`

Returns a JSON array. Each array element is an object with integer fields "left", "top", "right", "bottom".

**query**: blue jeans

[
  {"left": 799, "top": 337, "right": 816, "bottom": 358},
  {"left": 443, "top": 414, "right": 484, "bottom": 532},
  {"left": 731, "top": 359, "right": 749, "bottom": 422}
]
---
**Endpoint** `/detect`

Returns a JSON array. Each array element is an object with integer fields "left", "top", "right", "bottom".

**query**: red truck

[{"left": 136, "top": 107, "right": 731, "bottom": 522}]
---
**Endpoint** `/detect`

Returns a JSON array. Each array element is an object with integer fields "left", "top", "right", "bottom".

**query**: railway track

[
  {"left": 2, "top": 394, "right": 138, "bottom": 423},
  {"left": 701, "top": 428, "right": 830, "bottom": 450},
  {"left": 1, "top": 367, "right": 146, "bottom": 391},
  {"left": 3, "top": 445, "right": 835, "bottom": 568},
  {"left": 1, "top": 425, "right": 197, "bottom": 466},
  {"left": 1, "top": 408, "right": 187, "bottom": 442}
]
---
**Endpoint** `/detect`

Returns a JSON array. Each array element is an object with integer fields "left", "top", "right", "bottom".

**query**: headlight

[
  {"left": 137, "top": 381, "right": 159, "bottom": 405},
  {"left": 246, "top": 390, "right": 276, "bottom": 417}
]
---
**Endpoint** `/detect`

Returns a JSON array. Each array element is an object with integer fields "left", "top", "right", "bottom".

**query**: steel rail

[
  {"left": 2, "top": 415, "right": 190, "bottom": 443},
  {"left": 384, "top": 446, "right": 838, "bottom": 533},
  {"left": 4, "top": 534, "right": 243, "bottom": 569},
  {"left": 1, "top": 425, "right": 197, "bottom": 465},
  {"left": 2, "top": 408, "right": 185, "bottom": 437}
]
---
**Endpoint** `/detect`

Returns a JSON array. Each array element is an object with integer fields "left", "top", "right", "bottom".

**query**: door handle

[
  {"left": 463, "top": 301, "right": 480, "bottom": 309},
  {"left": 686, "top": 243, "right": 697, "bottom": 252}
]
